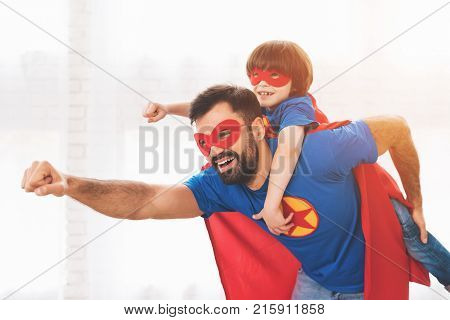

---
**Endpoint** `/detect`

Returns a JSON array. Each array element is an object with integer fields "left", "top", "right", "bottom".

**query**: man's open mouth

[
  {"left": 258, "top": 91, "right": 274, "bottom": 96},
  {"left": 215, "top": 156, "right": 236, "bottom": 173}
]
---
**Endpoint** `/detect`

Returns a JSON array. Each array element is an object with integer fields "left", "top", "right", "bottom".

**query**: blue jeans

[
  {"left": 291, "top": 269, "right": 364, "bottom": 300},
  {"left": 391, "top": 199, "right": 450, "bottom": 287},
  {"left": 291, "top": 200, "right": 450, "bottom": 299}
]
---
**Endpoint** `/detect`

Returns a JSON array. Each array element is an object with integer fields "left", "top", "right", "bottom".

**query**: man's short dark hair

[{"left": 189, "top": 84, "right": 262, "bottom": 125}]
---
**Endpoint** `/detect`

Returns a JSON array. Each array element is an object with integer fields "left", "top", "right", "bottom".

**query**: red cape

[{"left": 202, "top": 95, "right": 429, "bottom": 299}]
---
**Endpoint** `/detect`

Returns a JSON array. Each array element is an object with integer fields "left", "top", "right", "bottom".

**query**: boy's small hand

[
  {"left": 253, "top": 206, "right": 294, "bottom": 236},
  {"left": 143, "top": 102, "right": 167, "bottom": 123}
]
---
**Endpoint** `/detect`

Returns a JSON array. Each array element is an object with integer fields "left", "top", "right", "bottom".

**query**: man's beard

[{"left": 211, "top": 133, "right": 259, "bottom": 185}]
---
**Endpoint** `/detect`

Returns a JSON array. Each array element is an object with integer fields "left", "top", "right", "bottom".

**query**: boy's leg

[
  {"left": 290, "top": 269, "right": 364, "bottom": 300},
  {"left": 291, "top": 269, "right": 334, "bottom": 300},
  {"left": 391, "top": 199, "right": 450, "bottom": 288},
  {"left": 334, "top": 291, "right": 364, "bottom": 300}
]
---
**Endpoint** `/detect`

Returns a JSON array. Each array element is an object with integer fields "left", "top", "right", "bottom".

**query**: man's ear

[{"left": 251, "top": 117, "right": 266, "bottom": 141}]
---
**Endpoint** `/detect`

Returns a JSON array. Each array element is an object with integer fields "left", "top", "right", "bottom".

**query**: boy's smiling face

[{"left": 249, "top": 69, "right": 292, "bottom": 108}]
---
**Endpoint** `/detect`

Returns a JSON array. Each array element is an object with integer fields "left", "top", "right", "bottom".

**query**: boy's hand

[
  {"left": 143, "top": 102, "right": 167, "bottom": 123},
  {"left": 253, "top": 205, "right": 294, "bottom": 236}
]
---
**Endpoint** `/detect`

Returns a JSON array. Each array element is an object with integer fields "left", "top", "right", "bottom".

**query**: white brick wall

[{"left": 63, "top": 0, "right": 91, "bottom": 300}]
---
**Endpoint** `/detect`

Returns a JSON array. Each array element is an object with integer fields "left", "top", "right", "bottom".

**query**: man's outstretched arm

[
  {"left": 21, "top": 161, "right": 203, "bottom": 220},
  {"left": 364, "top": 116, "right": 427, "bottom": 243}
]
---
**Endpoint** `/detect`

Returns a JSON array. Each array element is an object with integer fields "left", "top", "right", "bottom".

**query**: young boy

[{"left": 142, "top": 40, "right": 450, "bottom": 291}]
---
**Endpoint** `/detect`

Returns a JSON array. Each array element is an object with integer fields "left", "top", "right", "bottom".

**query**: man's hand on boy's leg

[
  {"left": 411, "top": 206, "right": 428, "bottom": 244},
  {"left": 253, "top": 206, "right": 294, "bottom": 236}
]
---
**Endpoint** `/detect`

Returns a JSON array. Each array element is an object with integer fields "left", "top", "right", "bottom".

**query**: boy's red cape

[{"left": 202, "top": 94, "right": 430, "bottom": 299}]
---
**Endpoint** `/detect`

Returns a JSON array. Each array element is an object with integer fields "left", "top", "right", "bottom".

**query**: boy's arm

[
  {"left": 267, "top": 125, "right": 305, "bottom": 207},
  {"left": 166, "top": 102, "right": 191, "bottom": 117},
  {"left": 263, "top": 99, "right": 314, "bottom": 215},
  {"left": 364, "top": 116, "right": 427, "bottom": 243},
  {"left": 253, "top": 126, "right": 305, "bottom": 235}
]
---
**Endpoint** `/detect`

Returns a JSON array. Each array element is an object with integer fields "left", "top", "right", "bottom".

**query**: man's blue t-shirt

[
  {"left": 262, "top": 95, "right": 317, "bottom": 132},
  {"left": 184, "top": 120, "right": 378, "bottom": 293}
]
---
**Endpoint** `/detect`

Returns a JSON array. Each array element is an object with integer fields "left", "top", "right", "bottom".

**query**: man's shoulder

[
  {"left": 302, "top": 121, "right": 369, "bottom": 156},
  {"left": 193, "top": 165, "right": 237, "bottom": 191},
  {"left": 307, "top": 120, "right": 371, "bottom": 140},
  {"left": 185, "top": 166, "right": 224, "bottom": 199},
  {"left": 304, "top": 120, "right": 377, "bottom": 172},
  {"left": 195, "top": 165, "right": 220, "bottom": 181}
]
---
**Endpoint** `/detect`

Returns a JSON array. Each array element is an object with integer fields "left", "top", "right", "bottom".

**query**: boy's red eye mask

[
  {"left": 194, "top": 119, "right": 243, "bottom": 156},
  {"left": 248, "top": 68, "right": 291, "bottom": 87}
]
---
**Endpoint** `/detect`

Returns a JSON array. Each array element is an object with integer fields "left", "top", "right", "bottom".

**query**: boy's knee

[
  {"left": 391, "top": 199, "right": 412, "bottom": 224},
  {"left": 390, "top": 199, "right": 419, "bottom": 239}
]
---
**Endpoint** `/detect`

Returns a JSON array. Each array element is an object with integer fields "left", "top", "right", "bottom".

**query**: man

[{"left": 21, "top": 85, "right": 436, "bottom": 299}]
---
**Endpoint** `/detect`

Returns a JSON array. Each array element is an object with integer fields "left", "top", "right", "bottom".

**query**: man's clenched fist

[{"left": 21, "top": 161, "right": 67, "bottom": 197}]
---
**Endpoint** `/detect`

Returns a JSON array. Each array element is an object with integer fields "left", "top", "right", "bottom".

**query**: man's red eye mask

[
  {"left": 194, "top": 119, "right": 242, "bottom": 156},
  {"left": 249, "top": 68, "right": 291, "bottom": 87}
]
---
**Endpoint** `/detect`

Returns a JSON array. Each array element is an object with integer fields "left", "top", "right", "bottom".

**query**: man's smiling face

[{"left": 194, "top": 101, "right": 259, "bottom": 185}]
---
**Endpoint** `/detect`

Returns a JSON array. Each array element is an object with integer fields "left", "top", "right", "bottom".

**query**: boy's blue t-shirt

[
  {"left": 262, "top": 95, "right": 317, "bottom": 132},
  {"left": 184, "top": 120, "right": 378, "bottom": 293}
]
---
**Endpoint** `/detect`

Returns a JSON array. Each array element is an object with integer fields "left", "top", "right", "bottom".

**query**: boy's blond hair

[{"left": 246, "top": 40, "right": 313, "bottom": 96}]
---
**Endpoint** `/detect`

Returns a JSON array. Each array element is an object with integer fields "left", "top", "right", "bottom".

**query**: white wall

[{"left": 0, "top": 0, "right": 448, "bottom": 299}]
